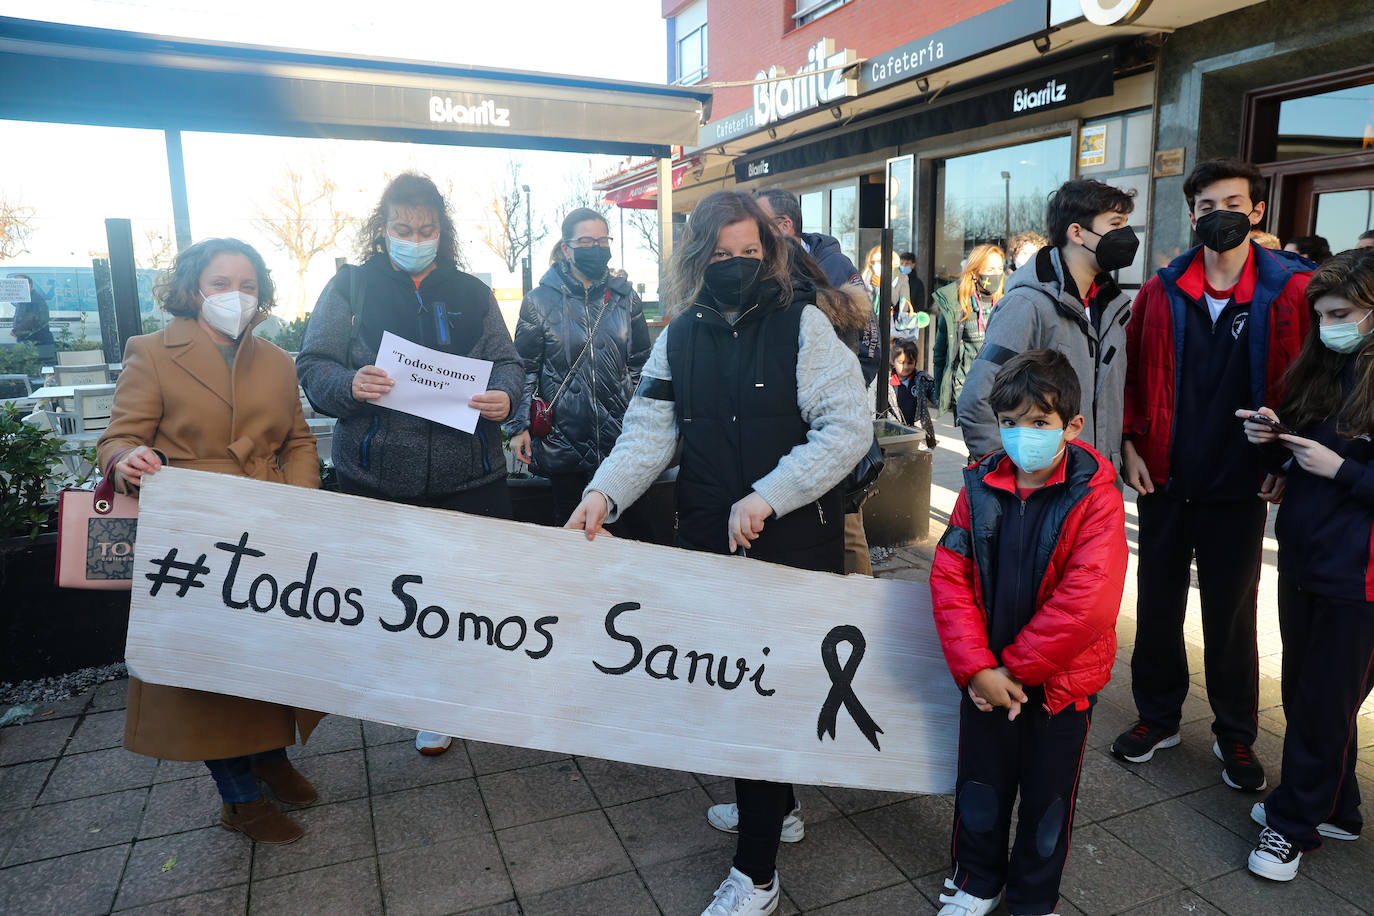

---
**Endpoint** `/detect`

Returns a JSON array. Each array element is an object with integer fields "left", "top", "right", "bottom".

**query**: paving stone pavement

[{"left": 2, "top": 420, "right": 1372, "bottom": 914}]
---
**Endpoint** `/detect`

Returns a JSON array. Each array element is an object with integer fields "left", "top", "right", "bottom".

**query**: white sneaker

[
  {"left": 414, "top": 731, "right": 452, "bottom": 755},
  {"left": 937, "top": 878, "right": 1001, "bottom": 916},
  {"left": 1248, "top": 826, "right": 1302, "bottom": 881},
  {"left": 706, "top": 802, "right": 804, "bottom": 842},
  {"left": 700, "top": 867, "right": 779, "bottom": 916},
  {"left": 1250, "top": 801, "right": 1359, "bottom": 841}
]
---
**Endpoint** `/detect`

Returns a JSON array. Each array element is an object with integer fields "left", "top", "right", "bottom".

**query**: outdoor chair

[
  {"left": 53, "top": 363, "right": 111, "bottom": 386},
  {"left": 71, "top": 383, "right": 117, "bottom": 433},
  {"left": 0, "top": 373, "right": 34, "bottom": 399},
  {"left": 21, "top": 409, "right": 87, "bottom": 481},
  {"left": 57, "top": 350, "right": 98, "bottom": 366}
]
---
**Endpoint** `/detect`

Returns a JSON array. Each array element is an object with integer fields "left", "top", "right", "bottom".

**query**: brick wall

[{"left": 673, "top": 0, "right": 1017, "bottom": 116}]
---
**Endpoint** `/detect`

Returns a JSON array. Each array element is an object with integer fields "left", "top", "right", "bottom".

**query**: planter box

[
  {"left": 864, "top": 420, "right": 934, "bottom": 548},
  {"left": 0, "top": 532, "right": 131, "bottom": 681}
]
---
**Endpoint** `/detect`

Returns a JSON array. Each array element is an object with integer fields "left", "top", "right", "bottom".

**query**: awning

[
  {"left": 600, "top": 161, "right": 695, "bottom": 209},
  {"left": 0, "top": 17, "right": 712, "bottom": 157}
]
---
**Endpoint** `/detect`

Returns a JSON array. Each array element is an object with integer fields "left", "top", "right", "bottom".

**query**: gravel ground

[{"left": 1, "top": 661, "right": 127, "bottom": 709}]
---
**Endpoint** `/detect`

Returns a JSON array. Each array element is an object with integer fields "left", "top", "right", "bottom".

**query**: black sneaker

[
  {"left": 1214, "top": 740, "right": 1266, "bottom": 792},
  {"left": 1248, "top": 827, "right": 1301, "bottom": 881},
  {"left": 1111, "top": 721, "right": 1180, "bottom": 763}
]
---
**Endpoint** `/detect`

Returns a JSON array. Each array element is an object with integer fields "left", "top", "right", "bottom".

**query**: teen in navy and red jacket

[
  {"left": 1238, "top": 249, "right": 1374, "bottom": 882},
  {"left": 930, "top": 350, "right": 1127, "bottom": 916},
  {"left": 1113, "top": 159, "right": 1311, "bottom": 790}
]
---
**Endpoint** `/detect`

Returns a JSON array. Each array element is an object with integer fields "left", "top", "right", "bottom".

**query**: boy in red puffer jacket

[{"left": 930, "top": 349, "right": 1127, "bottom": 916}]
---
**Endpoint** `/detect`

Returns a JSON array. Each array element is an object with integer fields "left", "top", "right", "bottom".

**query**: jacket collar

[
  {"left": 977, "top": 439, "right": 1113, "bottom": 496},
  {"left": 162, "top": 315, "right": 258, "bottom": 407},
  {"left": 1173, "top": 242, "right": 1258, "bottom": 303}
]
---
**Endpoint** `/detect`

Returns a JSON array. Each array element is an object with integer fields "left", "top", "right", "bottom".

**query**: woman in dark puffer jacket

[{"left": 507, "top": 208, "right": 654, "bottom": 537}]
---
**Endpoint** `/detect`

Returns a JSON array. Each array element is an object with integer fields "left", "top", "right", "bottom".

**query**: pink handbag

[{"left": 55, "top": 455, "right": 139, "bottom": 590}]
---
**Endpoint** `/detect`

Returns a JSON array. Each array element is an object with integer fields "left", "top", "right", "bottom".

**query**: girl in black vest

[{"left": 567, "top": 191, "right": 870, "bottom": 916}]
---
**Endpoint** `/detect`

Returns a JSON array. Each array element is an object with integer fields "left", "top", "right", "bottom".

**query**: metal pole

[
  {"left": 521, "top": 183, "right": 533, "bottom": 295},
  {"left": 104, "top": 219, "right": 143, "bottom": 360},
  {"left": 657, "top": 159, "right": 673, "bottom": 300},
  {"left": 874, "top": 228, "right": 893, "bottom": 420},
  {"left": 1001, "top": 171, "right": 1011, "bottom": 247},
  {"left": 165, "top": 130, "right": 193, "bottom": 251}
]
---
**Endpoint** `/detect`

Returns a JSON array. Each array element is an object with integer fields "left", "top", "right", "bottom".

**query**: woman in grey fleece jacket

[{"left": 565, "top": 190, "right": 869, "bottom": 916}]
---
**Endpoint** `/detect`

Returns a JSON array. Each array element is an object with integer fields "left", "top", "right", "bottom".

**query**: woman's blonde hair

[
  {"left": 665, "top": 191, "right": 792, "bottom": 316},
  {"left": 862, "top": 245, "right": 897, "bottom": 287},
  {"left": 957, "top": 244, "right": 1006, "bottom": 321}
]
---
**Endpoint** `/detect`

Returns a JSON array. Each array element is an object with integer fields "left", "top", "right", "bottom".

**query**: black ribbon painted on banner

[{"left": 816, "top": 624, "right": 884, "bottom": 751}]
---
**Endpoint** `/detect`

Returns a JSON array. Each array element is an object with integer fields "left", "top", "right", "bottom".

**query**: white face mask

[{"left": 200, "top": 290, "right": 258, "bottom": 339}]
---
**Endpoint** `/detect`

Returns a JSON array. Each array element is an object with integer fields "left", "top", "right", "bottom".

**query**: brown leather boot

[
  {"left": 220, "top": 797, "right": 303, "bottom": 845},
  {"left": 251, "top": 757, "right": 318, "bottom": 805}
]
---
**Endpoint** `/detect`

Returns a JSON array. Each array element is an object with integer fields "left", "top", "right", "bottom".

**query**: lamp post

[
  {"left": 1000, "top": 171, "right": 1011, "bottom": 248},
  {"left": 521, "top": 183, "right": 532, "bottom": 295}
]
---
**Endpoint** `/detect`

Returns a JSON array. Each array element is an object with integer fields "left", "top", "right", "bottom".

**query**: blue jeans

[{"left": 203, "top": 748, "right": 289, "bottom": 803}]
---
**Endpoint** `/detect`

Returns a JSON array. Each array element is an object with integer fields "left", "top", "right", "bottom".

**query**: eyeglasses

[{"left": 566, "top": 236, "right": 613, "bottom": 249}]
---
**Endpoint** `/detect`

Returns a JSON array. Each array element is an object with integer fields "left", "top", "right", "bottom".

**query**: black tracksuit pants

[
  {"left": 549, "top": 471, "right": 658, "bottom": 542},
  {"left": 733, "top": 780, "right": 797, "bottom": 884},
  {"left": 1131, "top": 493, "right": 1265, "bottom": 743},
  {"left": 1265, "top": 577, "right": 1374, "bottom": 850},
  {"left": 950, "top": 695, "right": 1092, "bottom": 915}
]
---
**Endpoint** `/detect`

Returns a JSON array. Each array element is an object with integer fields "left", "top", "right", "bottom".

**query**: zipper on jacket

[
  {"left": 586, "top": 286, "right": 601, "bottom": 462},
  {"left": 360, "top": 415, "right": 380, "bottom": 469},
  {"left": 477, "top": 426, "right": 491, "bottom": 473},
  {"left": 816, "top": 500, "right": 826, "bottom": 525}
]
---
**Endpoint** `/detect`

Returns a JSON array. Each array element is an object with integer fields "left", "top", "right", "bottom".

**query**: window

[
  {"left": 933, "top": 136, "right": 1071, "bottom": 286},
  {"left": 674, "top": 0, "right": 708, "bottom": 86},
  {"left": 1275, "top": 81, "right": 1374, "bottom": 161},
  {"left": 793, "top": 0, "right": 850, "bottom": 27}
]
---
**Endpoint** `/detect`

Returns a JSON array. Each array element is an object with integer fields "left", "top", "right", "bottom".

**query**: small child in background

[{"left": 930, "top": 349, "right": 1127, "bottom": 916}]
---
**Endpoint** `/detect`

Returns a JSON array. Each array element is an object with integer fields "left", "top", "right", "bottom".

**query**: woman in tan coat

[{"left": 98, "top": 237, "right": 322, "bottom": 845}]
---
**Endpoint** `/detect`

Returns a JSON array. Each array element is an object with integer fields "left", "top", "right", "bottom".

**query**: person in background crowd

[
  {"left": 958, "top": 180, "right": 1136, "bottom": 469},
  {"left": 1285, "top": 235, "right": 1332, "bottom": 265},
  {"left": 1237, "top": 248, "right": 1374, "bottom": 882},
  {"left": 1250, "top": 230, "right": 1282, "bottom": 250},
  {"left": 507, "top": 207, "right": 654, "bottom": 536},
  {"left": 932, "top": 245, "right": 1004, "bottom": 420},
  {"left": 1113, "top": 159, "right": 1311, "bottom": 792},
  {"left": 893, "top": 250, "right": 928, "bottom": 342},
  {"left": 98, "top": 238, "right": 322, "bottom": 846},
  {"left": 754, "top": 188, "right": 879, "bottom": 384},
  {"left": 566, "top": 190, "right": 869, "bottom": 916},
  {"left": 1006, "top": 231, "right": 1049, "bottom": 271},
  {"left": 889, "top": 336, "right": 934, "bottom": 427},
  {"left": 755, "top": 187, "right": 880, "bottom": 577},
  {"left": 863, "top": 244, "right": 905, "bottom": 311},
  {"left": 8, "top": 273, "right": 56, "bottom": 363},
  {"left": 297, "top": 172, "right": 523, "bottom": 758},
  {"left": 931, "top": 349, "right": 1127, "bottom": 916},
  {"left": 1357, "top": 230, "right": 1374, "bottom": 250}
]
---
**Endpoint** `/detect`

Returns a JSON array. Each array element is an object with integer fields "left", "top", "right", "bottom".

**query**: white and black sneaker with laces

[
  {"left": 936, "top": 878, "right": 1001, "bottom": 916},
  {"left": 700, "top": 867, "right": 779, "bottom": 916},
  {"left": 1248, "top": 827, "right": 1302, "bottom": 881},
  {"left": 706, "top": 802, "right": 805, "bottom": 842},
  {"left": 1251, "top": 801, "right": 1359, "bottom": 841},
  {"left": 1110, "top": 721, "right": 1180, "bottom": 763}
]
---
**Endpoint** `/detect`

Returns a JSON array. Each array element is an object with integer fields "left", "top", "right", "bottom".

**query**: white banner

[
  {"left": 126, "top": 468, "right": 960, "bottom": 794},
  {"left": 0, "top": 278, "right": 31, "bottom": 303},
  {"left": 372, "top": 330, "right": 492, "bottom": 433}
]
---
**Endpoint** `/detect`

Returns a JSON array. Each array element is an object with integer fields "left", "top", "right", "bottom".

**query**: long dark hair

[
  {"left": 665, "top": 191, "right": 791, "bottom": 316},
  {"left": 357, "top": 172, "right": 463, "bottom": 269},
  {"left": 1278, "top": 248, "right": 1374, "bottom": 437},
  {"left": 155, "top": 238, "right": 276, "bottom": 318}
]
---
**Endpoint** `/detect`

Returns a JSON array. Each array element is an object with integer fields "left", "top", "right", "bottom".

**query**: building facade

[{"left": 600, "top": 0, "right": 1374, "bottom": 302}]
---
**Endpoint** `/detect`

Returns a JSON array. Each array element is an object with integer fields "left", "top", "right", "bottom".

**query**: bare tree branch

[
  {"left": 477, "top": 159, "right": 546, "bottom": 275},
  {"left": 0, "top": 193, "right": 37, "bottom": 262},
  {"left": 253, "top": 166, "right": 357, "bottom": 312},
  {"left": 626, "top": 209, "right": 660, "bottom": 262},
  {"left": 137, "top": 226, "right": 176, "bottom": 271}
]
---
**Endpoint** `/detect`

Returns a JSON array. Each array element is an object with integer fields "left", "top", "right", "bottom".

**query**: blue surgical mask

[
  {"left": 1000, "top": 426, "right": 1066, "bottom": 473},
  {"left": 899, "top": 265, "right": 913, "bottom": 275},
  {"left": 389, "top": 235, "right": 439, "bottom": 274},
  {"left": 1319, "top": 310, "right": 1373, "bottom": 354}
]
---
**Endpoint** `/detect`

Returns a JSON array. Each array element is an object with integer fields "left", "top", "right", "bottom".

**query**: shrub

[{"left": 0, "top": 403, "right": 65, "bottom": 540}]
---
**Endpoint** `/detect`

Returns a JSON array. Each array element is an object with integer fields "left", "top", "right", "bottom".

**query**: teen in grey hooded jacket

[{"left": 957, "top": 245, "right": 1132, "bottom": 470}]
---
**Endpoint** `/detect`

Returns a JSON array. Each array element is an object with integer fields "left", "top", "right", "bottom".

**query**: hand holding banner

[
  {"left": 126, "top": 468, "right": 960, "bottom": 794},
  {"left": 372, "top": 330, "right": 493, "bottom": 433}
]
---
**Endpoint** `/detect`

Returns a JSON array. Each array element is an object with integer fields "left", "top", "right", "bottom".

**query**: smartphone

[{"left": 1246, "top": 413, "right": 1295, "bottom": 436}]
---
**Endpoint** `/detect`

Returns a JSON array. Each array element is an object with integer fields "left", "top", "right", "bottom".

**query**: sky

[{"left": 0, "top": 1, "right": 673, "bottom": 315}]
